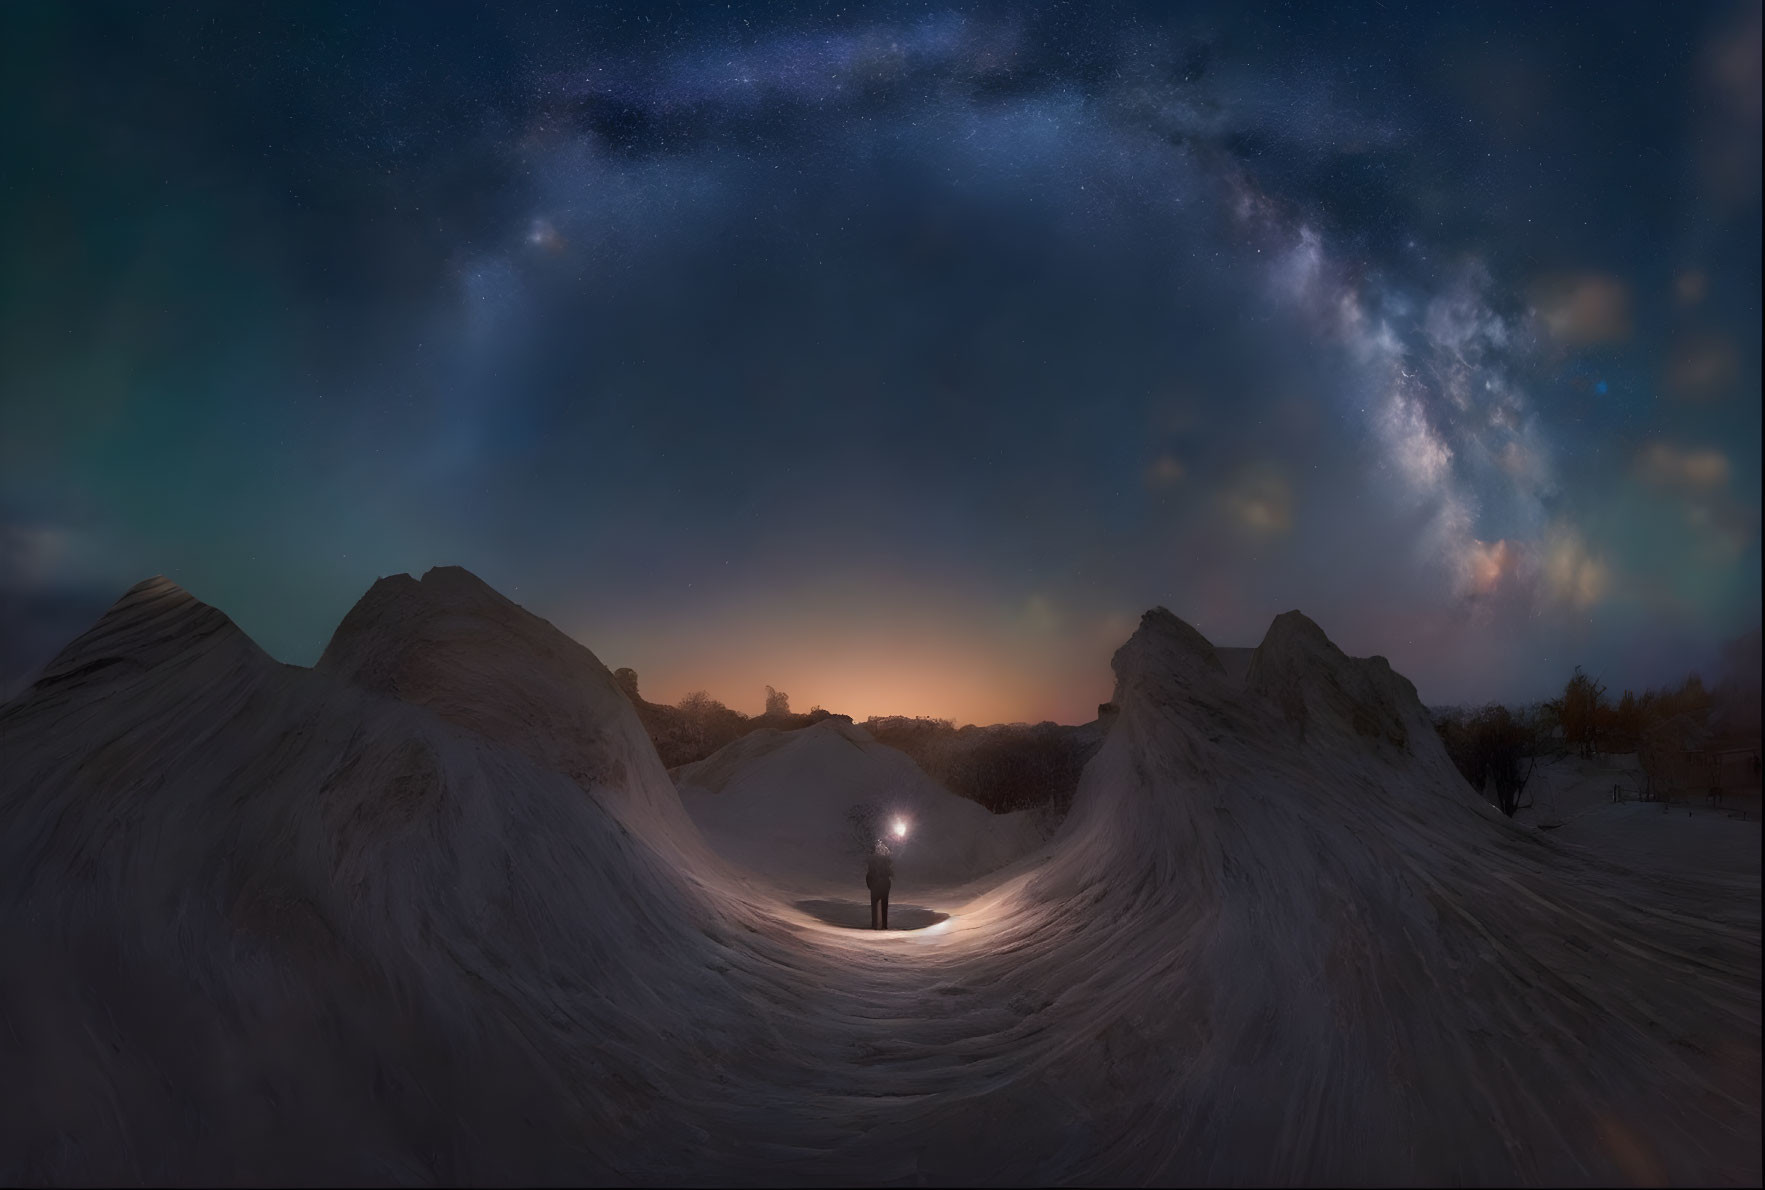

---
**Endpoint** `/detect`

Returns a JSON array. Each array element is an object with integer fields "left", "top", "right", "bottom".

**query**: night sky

[{"left": 2, "top": 1, "right": 1759, "bottom": 723}]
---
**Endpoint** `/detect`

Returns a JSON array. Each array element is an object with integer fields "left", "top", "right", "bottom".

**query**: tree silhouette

[
  {"left": 677, "top": 690, "right": 735, "bottom": 755},
  {"left": 1547, "top": 666, "right": 1607, "bottom": 760},
  {"left": 1434, "top": 704, "right": 1545, "bottom": 816},
  {"left": 764, "top": 685, "right": 791, "bottom": 717},
  {"left": 677, "top": 690, "right": 719, "bottom": 716},
  {"left": 1473, "top": 705, "right": 1542, "bottom": 816},
  {"left": 612, "top": 667, "right": 640, "bottom": 701}
]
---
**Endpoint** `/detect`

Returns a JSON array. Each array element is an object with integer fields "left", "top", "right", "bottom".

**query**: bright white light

[{"left": 892, "top": 819, "right": 908, "bottom": 838}]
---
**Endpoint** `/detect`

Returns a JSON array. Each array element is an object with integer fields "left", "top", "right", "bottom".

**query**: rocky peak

[
  {"left": 1247, "top": 610, "right": 1419, "bottom": 751},
  {"left": 31, "top": 576, "right": 269, "bottom": 692},
  {"left": 314, "top": 565, "right": 688, "bottom": 836},
  {"left": 1107, "top": 607, "right": 1225, "bottom": 707}
]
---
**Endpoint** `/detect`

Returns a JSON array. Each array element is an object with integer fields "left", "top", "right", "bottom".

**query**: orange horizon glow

[
  {"left": 618, "top": 634, "right": 1112, "bottom": 726},
  {"left": 558, "top": 577, "right": 1132, "bottom": 726}
]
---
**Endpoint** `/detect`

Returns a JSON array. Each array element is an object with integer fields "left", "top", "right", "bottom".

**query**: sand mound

[
  {"left": 1013, "top": 606, "right": 1761, "bottom": 1182},
  {"left": 0, "top": 575, "right": 766, "bottom": 1183},
  {"left": 317, "top": 566, "right": 693, "bottom": 846},
  {"left": 0, "top": 578, "right": 1756, "bottom": 1185},
  {"left": 676, "top": 719, "right": 1042, "bottom": 889}
]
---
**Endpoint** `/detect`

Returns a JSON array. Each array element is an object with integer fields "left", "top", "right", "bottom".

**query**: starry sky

[{"left": 2, "top": 1, "right": 1760, "bottom": 723}]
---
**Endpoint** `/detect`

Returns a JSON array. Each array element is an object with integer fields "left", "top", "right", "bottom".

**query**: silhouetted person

[{"left": 866, "top": 841, "right": 893, "bottom": 929}]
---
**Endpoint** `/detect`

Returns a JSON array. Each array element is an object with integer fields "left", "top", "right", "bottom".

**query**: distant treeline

[
  {"left": 861, "top": 716, "right": 1104, "bottom": 815},
  {"left": 610, "top": 667, "right": 1105, "bottom": 813},
  {"left": 611, "top": 669, "right": 844, "bottom": 768},
  {"left": 1433, "top": 647, "right": 1760, "bottom": 817}
]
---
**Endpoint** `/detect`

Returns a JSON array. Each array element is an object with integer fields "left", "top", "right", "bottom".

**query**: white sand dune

[
  {"left": 0, "top": 575, "right": 767, "bottom": 1182},
  {"left": 316, "top": 566, "right": 699, "bottom": 852},
  {"left": 0, "top": 572, "right": 1757, "bottom": 1185},
  {"left": 676, "top": 719, "right": 1043, "bottom": 891}
]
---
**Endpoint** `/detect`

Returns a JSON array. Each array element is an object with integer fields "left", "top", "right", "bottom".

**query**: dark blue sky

[{"left": 2, "top": 1, "right": 1759, "bottom": 722}]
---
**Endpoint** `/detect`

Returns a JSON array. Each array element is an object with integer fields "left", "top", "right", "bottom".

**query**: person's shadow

[{"left": 794, "top": 899, "right": 949, "bottom": 931}]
